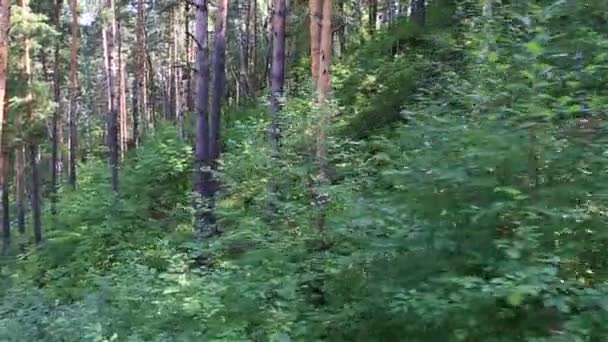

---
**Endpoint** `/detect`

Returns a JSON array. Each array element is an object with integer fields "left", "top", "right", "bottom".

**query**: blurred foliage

[{"left": 4, "top": 0, "right": 608, "bottom": 341}]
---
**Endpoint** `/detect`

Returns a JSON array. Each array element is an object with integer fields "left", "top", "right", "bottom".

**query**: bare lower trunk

[
  {"left": 106, "top": 0, "right": 119, "bottom": 193},
  {"left": 193, "top": 0, "right": 214, "bottom": 237},
  {"left": 136, "top": 0, "right": 149, "bottom": 134},
  {"left": 51, "top": 0, "right": 62, "bottom": 213},
  {"left": 15, "top": 144, "right": 25, "bottom": 234},
  {"left": 69, "top": 0, "right": 80, "bottom": 188},
  {"left": 309, "top": 0, "right": 321, "bottom": 82},
  {"left": 22, "top": 0, "right": 42, "bottom": 243},
  {"left": 313, "top": 0, "right": 333, "bottom": 232},
  {"left": 210, "top": 0, "right": 229, "bottom": 162},
  {"left": 268, "top": 0, "right": 286, "bottom": 216}
]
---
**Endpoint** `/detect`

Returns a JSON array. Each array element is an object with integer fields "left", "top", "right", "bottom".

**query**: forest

[{"left": 1, "top": 0, "right": 608, "bottom": 340}]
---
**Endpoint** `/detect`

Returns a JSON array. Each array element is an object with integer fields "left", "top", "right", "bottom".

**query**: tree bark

[
  {"left": 267, "top": 0, "right": 286, "bottom": 216},
  {"left": 51, "top": 0, "right": 62, "bottom": 214},
  {"left": 270, "top": 0, "right": 286, "bottom": 152},
  {"left": 250, "top": 0, "right": 257, "bottom": 93},
  {"left": 105, "top": 0, "right": 119, "bottom": 193},
  {"left": 15, "top": 144, "right": 25, "bottom": 235},
  {"left": 185, "top": 0, "right": 193, "bottom": 113},
  {"left": 210, "top": 0, "right": 229, "bottom": 162},
  {"left": 173, "top": 7, "right": 183, "bottom": 142},
  {"left": 136, "top": 0, "right": 149, "bottom": 135},
  {"left": 314, "top": 0, "right": 332, "bottom": 232},
  {"left": 193, "top": 0, "right": 214, "bottom": 237},
  {"left": 0, "top": 0, "right": 8, "bottom": 247},
  {"left": 238, "top": 0, "right": 251, "bottom": 101},
  {"left": 69, "top": 0, "right": 80, "bottom": 188},
  {"left": 309, "top": 0, "right": 322, "bottom": 82},
  {"left": 22, "top": 0, "right": 42, "bottom": 244},
  {"left": 14, "top": 72, "right": 25, "bottom": 235},
  {"left": 118, "top": 19, "right": 128, "bottom": 159}
]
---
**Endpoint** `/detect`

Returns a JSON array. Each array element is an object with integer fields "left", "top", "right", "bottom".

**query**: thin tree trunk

[
  {"left": 193, "top": 0, "right": 214, "bottom": 237},
  {"left": 313, "top": 0, "right": 332, "bottom": 232},
  {"left": 173, "top": 7, "right": 183, "bottom": 141},
  {"left": 238, "top": 0, "right": 251, "bottom": 101},
  {"left": 51, "top": 0, "right": 62, "bottom": 214},
  {"left": 185, "top": 0, "right": 193, "bottom": 113},
  {"left": 15, "top": 145, "right": 25, "bottom": 235},
  {"left": 118, "top": 20, "right": 128, "bottom": 159},
  {"left": 136, "top": 0, "right": 149, "bottom": 134},
  {"left": 309, "top": 0, "right": 321, "bottom": 82},
  {"left": 106, "top": 0, "right": 119, "bottom": 193},
  {"left": 22, "top": 0, "right": 42, "bottom": 244},
  {"left": 250, "top": 0, "right": 257, "bottom": 93},
  {"left": 132, "top": 75, "right": 139, "bottom": 147},
  {"left": 0, "top": 0, "right": 8, "bottom": 246},
  {"left": 14, "top": 71, "right": 25, "bottom": 235},
  {"left": 69, "top": 0, "right": 80, "bottom": 188},
  {"left": 210, "top": 0, "right": 229, "bottom": 162}
]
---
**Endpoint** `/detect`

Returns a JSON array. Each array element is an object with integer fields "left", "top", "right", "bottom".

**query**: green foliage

[{"left": 4, "top": 0, "right": 608, "bottom": 341}]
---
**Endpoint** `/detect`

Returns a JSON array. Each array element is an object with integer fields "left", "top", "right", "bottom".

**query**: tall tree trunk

[
  {"left": 185, "top": 0, "right": 193, "bottom": 113},
  {"left": 51, "top": 0, "right": 62, "bottom": 214},
  {"left": 0, "top": 0, "right": 8, "bottom": 247},
  {"left": 268, "top": 0, "right": 286, "bottom": 215},
  {"left": 15, "top": 144, "right": 25, "bottom": 235},
  {"left": 69, "top": 0, "right": 80, "bottom": 188},
  {"left": 238, "top": 0, "right": 251, "bottom": 101},
  {"left": 314, "top": 0, "right": 332, "bottom": 232},
  {"left": 23, "top": 0, "right": 42, "bottom": 244},
  {"left": 270, "top": 0, "right": 286, "bottom": 153},
  {"left": 309, "top": 0, "right": 322, "bottom": 82},
  {"left": 173, "top": 7, "right": 183, "bottom": 142},
  {"left": 131, "top": 75, "right": 139, "bottom": 147},
  {"left": 136, "top": 0, "right": 149, "bottom": 135},
  {"left": 193, "top": 0, "right": 213, "bottom": 237},
  {"left": 250, "top": 0, "right": 257, "bottom": 93},
  {"left": 105, "top": 0, "right": 119, "bottom": 193},
  {"left": 14, "top": 72, "right": 25, "bottom": 235},
  {"left": 210, "top": 0, "right": 229, "bottom": 162},
  {"left": 118, "top": 20, "right": 128, "bottom": 159}
]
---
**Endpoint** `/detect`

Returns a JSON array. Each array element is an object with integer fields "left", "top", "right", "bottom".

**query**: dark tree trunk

[
  {"left": 132, "top": 76, "right": 139, "bottom": 147},
  {"left": 22, "top": 0, "right": 42, "bottom": 244},
  {"left": 69, "top": 0, "right": 80, "bottom": 188},
  {"left": 210, "top": 0, "right": 229, "bottom": 162},
  {"left": 270, "top": 0, "right": 286, "bottom": 152},
  {"left": 238, "top": 0, "right": 251, "bottom": 101},
  {"left": 106, "top": 0, "right": 119, "bottom": 193},
  {"left": 29, "top": 144, "right": 42, "bottom": 244},
  {"left": 136, "top": 0, "right": 149, "bottom": 134},
  {"left": 0, "top": 0, "right": 9, "bottom": 251},
  {"left": 185, "top": 0, "right": 194, "bottom": 113},
  {"left": 51, "top": 0, "right": 62, "bottom": 214},
  {"left": 15, "top": 145, "right": 25, "bottom": 234},
  {"left": 193, "top": 0, "right": 214, "bottom": 237}
]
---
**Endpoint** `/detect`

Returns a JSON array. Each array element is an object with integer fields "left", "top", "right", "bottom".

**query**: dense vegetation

[{"left": 2, "top": 0, "right": 608, "bottom": 340}]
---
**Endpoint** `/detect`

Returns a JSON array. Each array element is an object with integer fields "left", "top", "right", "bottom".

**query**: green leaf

[{"left": 526, "top": 41, "right": 544, "bottom": 56}]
